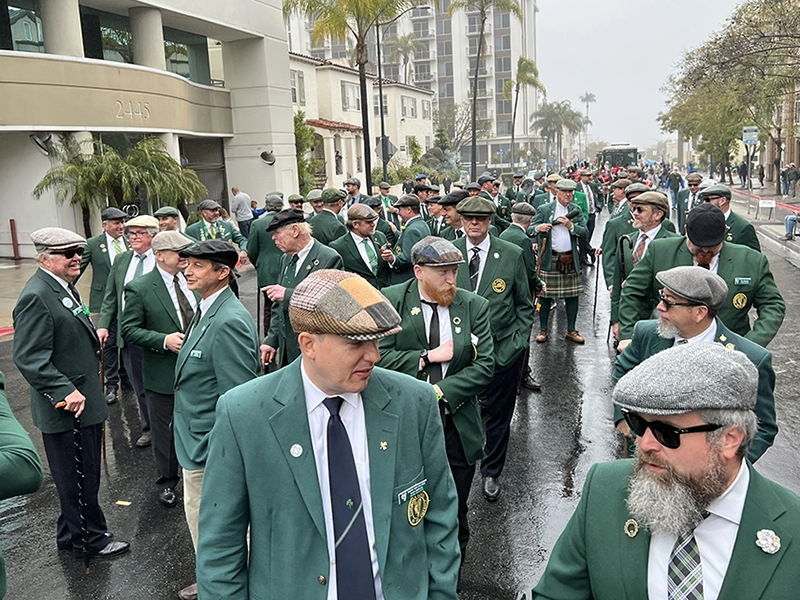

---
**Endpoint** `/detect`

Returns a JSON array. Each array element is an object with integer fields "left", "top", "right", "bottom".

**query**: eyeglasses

[
  {"left": 688, "top": 183, "right": 700, "bottom": 187},
  {"left": 623, "top": 411, "right": 721, "bottom": 449},
  {"left": 630, "top": 205, "right": 647, "bottom": 214},
  {"left": 50, "top": 247, "right": 85, "bottom": 259},
  {"left": 127, "top": 231, "right": 151, "bottom": 238},
  {"left": 658, "top": 289, "right": 702, "bottom": 310}
]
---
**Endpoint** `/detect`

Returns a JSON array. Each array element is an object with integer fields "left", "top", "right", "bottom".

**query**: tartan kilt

[{"left": 540, "top": 267, "right": 582, "bottom": 298}]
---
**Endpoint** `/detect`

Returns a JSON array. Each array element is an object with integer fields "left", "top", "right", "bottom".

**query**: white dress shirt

[
  {"left": 157, "top": 266, "right": 197, "bottom": 330},
  {"left": 673, "top": 320, "right": 717, "bottom": 346},
  {"left": 122, "top": 249, "right": 155, "bottom": 310},
  {"left": 197, "top": 286, "right": 226, "bottom": 322},
  {"left": 105, "top": 233, "right": 127, "bottom": 265},
  {"left": 581, "top": 183, "right": 594, "bottom": 206},
  {"left": 351, "top": 232, "right": 374, "bottom": 271},
  {"left": 420, "top": 293, "right": 452, "bottom": 379},
  {"left": 290, "top": 239, "right": 315, "bottom": 277},
  {"left": 301, "top": 362, "right": 383, "bottom": 600},
  {"left": 648, "top": 461, "right": 749, "bottom": 600},
  {"left": 550, "top": 202, "right": 572, "bottom": 252},
  {"left": 465, "top": 236, "right": 491, "bottom": 289}
]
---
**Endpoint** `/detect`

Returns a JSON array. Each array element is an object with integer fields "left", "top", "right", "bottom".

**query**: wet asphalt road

[{"left": 1, "top": 210, "right": 799, "bottom": 599}]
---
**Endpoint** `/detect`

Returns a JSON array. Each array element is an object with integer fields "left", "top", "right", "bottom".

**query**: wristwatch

[{"left": 420, "top": 349, "right": 431, "bottom": 368}]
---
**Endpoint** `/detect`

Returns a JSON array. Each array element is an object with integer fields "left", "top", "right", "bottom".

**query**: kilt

[{"left": 540, "top": 267, "right": 582, "bottom": 299}]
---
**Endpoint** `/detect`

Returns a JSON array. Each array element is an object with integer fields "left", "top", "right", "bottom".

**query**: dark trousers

[
  {"left": 442, "top": 411, "right": 474, "bottom": 562},
  {"left": 43, "top": 423, "right": 110, "bottom": 555},
  {"left": 480, "top": 352, "right": 525, "bottom": 479},
  {"left": 93, "top": 315, "right": 120, "bottom": 390},
  {"left": 261, "top": 290, "right": 274, "bottom": 338},
  {"left": 121, "top": 345, "right": 150, "bottom": 432},
  {"left": 145, "top": 390, "right": 179, "bottom": 489},
  {"left": 238, "top": 218, "right": 252, "bottom": 238},
  {"left": 580, "top": 212, "right": 596, "bottom": 261}
]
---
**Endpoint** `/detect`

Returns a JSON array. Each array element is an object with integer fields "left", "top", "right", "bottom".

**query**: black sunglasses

[
  {"left": 51, "top": 247, "right": 85, "bottom": 259},
  {"left": 658, "top": 289, "right": 702, "bottom": 310},
  {"left": 623, "top": 411, "right": 721, "bottom": 449}
]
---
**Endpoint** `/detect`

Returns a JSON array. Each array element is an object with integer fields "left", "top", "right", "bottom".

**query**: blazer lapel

[
  {"left": 344, "top": 235, "right": 371, "bottom": 277},
  {"left": 362, "top": 377, "right": 399, "bottom": 571},
  {"left": 619, "top": 514, "right": 651, "bottom": 599},
  {"left": 176, "top": 287, "right": 231, "bottom": 379},
  {"left": 38, "top": 270, "right": 97, "bottom": 340},
  {"left": 405, "top": 284, "right": 428, "bottom": 348},
  {"left": 447, "top": 293, "right": 467, "bottom": 369},
  {"left": 151, "top": 271, "right": 183, "bottom": 331},
  {"left": 716, "top": 243, "right": 736, "bottom": 282},
  {"left": 477, "top": 240, "right": 501, "bottom": 296}
]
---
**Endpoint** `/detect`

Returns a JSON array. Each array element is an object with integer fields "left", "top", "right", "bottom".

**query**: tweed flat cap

[
  {"left": 287, "top": 194, "right": 304, "bottom": 203},
  {"left": 624, "top": 182, "right": 650, "bottom": 198},
  {"left": 556, "top": 179, "right": 577, "bottom": 191},
  {"left": 266, "top": 208, "right": 306, "bottom": 232},
  {"left": 686, "top": 172, "right": 704, "bottom": 183},
  {"left": 101, "top": 207, "right": 127, "bottom": 221},
  {"left": 126, "top": 215, "right": 159, "bottom": 229},
  {"left": 430, "top": 184, "right": 440, "bottom": 193},
  {"left": 289, "top": 270, "right": 402, "bottom": 340},
  {"left": 152, "top": 231, "right": 194, "bottom": 252},
  {"left": 347, "top": 204, "right": 378, "bottom": 222},
  {"left": 267, "top": 191, "right": 285, "bottom": 199},
  {"left": 546, "top": 174, "right": 562, "bottom": 183},
  {"left": 477, "top": 174, "right": 494, "bottom": 185},
  {"left": 613, "top": 343, "right": 757, "bottom": 415},
  {"left": 511, "top": 201, "right": 535, "bottom": 216},
  {"left": 465, "top": 182, "right": 481, "bottom": 191},
  {"left": 306, "top": 189, "right": 323, "bottom": 201},
  {"left": 533, "top": 171, "right": 545, "bottom": 180},
  {"left": 179, "top": 240, "right": 238, "bottom": 269},
  {"left": 31, "top": 227, "right": 86, "bottom": 253},
  {"left": 379, "top": 181, "right": 391, "bottom": 190},
  {"left": 656, "top": 266, "right": 728, "bottom": 310},
  {"left": 686, "top": 203, "right": 726, "bottom": 246},
  {"left": 699, "top": 184, "right": 732, "bottom": 200},
  {"left": 198, "top": 199, "right": 222, "bottom": 211},
  {"left": 629, "top": 191, "right": 670, "bottom": 214},
  {"left": 362, "top": 196, "right": 382, "bottom": 208},
  {"left": 456, "top": 196, "right": 495, "bottom": 215},
  {"left": 153, "top": 206, "right": 180, "bottom": 218},
  {"left": 343, "top": 177, "right": 361, "bottom": 187},
  {"left": 322, "top": 188, "right": 346, "bottom": 204},
  {"left": 439, "top": 190, "right": 470, "bottom": 206},
  {"left": 611, "top": 178, "right": 632, "bottom": 189},
  {"left": 412, "top": 236, "right": 465, "bottom": 266},
  {"left": 393, "top": 194, "right": 420, "bottom": 208}
]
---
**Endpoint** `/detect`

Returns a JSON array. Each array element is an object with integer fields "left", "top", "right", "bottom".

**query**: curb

[
  {"left": 731, "top": 187, "right": 798, "bottom": 213},
  {"left": 0, "top": 327, "right": 12, "bottom": 340}
]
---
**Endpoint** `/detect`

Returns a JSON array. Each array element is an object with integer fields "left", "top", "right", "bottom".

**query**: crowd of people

[{"left": 3, "top": 167, "right": 797, "bottom": 599}]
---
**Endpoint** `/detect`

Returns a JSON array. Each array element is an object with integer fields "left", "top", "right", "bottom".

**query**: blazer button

[
  {"left": 174, "top": 385, "right": 179, "bottom": 391},
  {"left": 318, "top": 576, "right": 326, "bottom": 585},
  {"left": 96, "top": 350, "right": 100, "bottom": 356}
]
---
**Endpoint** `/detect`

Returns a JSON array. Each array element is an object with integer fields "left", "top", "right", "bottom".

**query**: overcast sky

[{"left": 535, "top": 0, "right": 740, "bottom": 150}]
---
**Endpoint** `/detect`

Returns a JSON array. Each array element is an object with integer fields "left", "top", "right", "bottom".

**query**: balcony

[
  {"left": 466, "top": 24, "right": 491, "bottom": 35},
  {"left": 467, "top": 44, "right": 491, "bottom": 57},
  {"left": 414, "top": 49, "right": 436, "bottom": 61},
  {"left": 410, "top": 8, "right": 432, "bottom": 19},
  {"left": 414, "top": 29, "right": 434, "bottom": 40},
  {"left": 414, "top": 72, "right": 435, "bottom": 82},
  {"left": 466, "top": 65, "right": 492, "bottom": 77}
]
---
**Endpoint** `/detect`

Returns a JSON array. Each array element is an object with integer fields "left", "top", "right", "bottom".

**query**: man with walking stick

[{"left": 12, "top": 227, "right": 129, "bottom": 559}]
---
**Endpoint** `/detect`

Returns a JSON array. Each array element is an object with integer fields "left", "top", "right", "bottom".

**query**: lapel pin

[
  {"left": 452, "top": 316, "right": 461, "bottom": 325},
  {"left": 493, "top": 252, "right": 500, "bottom": 259},
  {"left": 411, "top": 306, "right": 421, "bottom": 316},
  {"left": 290, "top": 444, "right": 303, "bottom": 458},
  {"left": 624, "top": 518, "right": 639, "bottom": 538},
  {"left": 455, "top": 326, "right": 462, "bottom": 334},
  {"left": 756, "top": 529, "right": 780, "bottom": 554},
  {"left": 380, "top": 441, "right": 388, "bottom": 451},
  {"left": 62, "top": 297, "right": 74, "bottom": 309}
]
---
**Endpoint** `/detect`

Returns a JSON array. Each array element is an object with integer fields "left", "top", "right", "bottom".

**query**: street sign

[
  {"left": 498, "top": 150, "right": 506, "bottom": 155},
  {"left": 742, "top": 126, "right": 759, "bottom": 145},
  {"left": 759, "top": 198, "right": 776, "bottom": 209},
  {"left": 375, "top": 138, "right": 398, "bottom": 160}
]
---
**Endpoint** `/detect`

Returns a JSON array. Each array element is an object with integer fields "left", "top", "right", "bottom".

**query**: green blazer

[
  {"left": 427, "top": 216, "right": 448, "bottom": 237},
  {"left": 726, "top": 210, "right": 761, "bottom": 251},
  {"left": 120, "top": 269, "right": 199, "bottom": 395},
  {"left": 609, "top": 226, "right": 679, "bottom": 323},
  {"left": 77, "top": 233, "right": 130, "bottom": 312},
  {"left": 329, "top": 231, "right": 391, "bottom": 289},
  {"left": 529, "top": 201, "right": 588, "bottom": 272},
  {"left": 376, "top": 194, "right": 401, "bottom": 229},
  {"left": 390, "top": 216, "right": 431, "bottom": 284},
  {"left": 576, "top": 180, "right": 604, "bottom": 211},
  {"left": 97, "top": 250, "right": 140, "bottom": 347},
  {"left": 572, "top": 190, "right": 590, "bottom": 222},
  {"left": 185, "top": 218, "right": 248, "bottom": 251},
  {"left": 0, "top": 371, "right": 44, "bottom": 598},
  {"left": 196, "top": 362, "right": 460, "bottom": 599},
  {"left": 612, "top": 318, "right": 776, "bottom": 462},
  {"left": 453, "top": 236, "right": 534, "bottom": 370},
  {"left": 12, "top": 269, "right": 108, "bottom": 433},
  {"left": 375, "top": 215, "right": 399, "bottom": 245},
  {"left": 246, "top": 211, "right": 284, "bottom": 287},
  {"left": 500, "top": 223, "right": 543, "bottom": 295},
  {"left": 675, "top": 188, "right": 701, "bottom": 233},
  {"left": 378, "top": 282, "right": 494, "bottom": 464},
  {"left": 618, "top": 238, "right": 785, "bottom": 346},
  {"left": 309, "top": 209, "right": 347, "bottom": 246},
  {"left": 479, "top": 191, "right": 511, "bottom": 232},
  {"left": 264, "top": 240, "right": 343, "bottom": 365},
  {"left": 532, "top": 460, "right": 800, "bottom": 600},
  {"left": 173, "top": 286, "right": 259, "bottom": 471},
  {"left": 532, "top": 191, "right": 554, "bottom": 211}
]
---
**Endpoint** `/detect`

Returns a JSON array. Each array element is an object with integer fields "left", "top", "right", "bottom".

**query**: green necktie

[
  {"left": 363, "top": 238, "right": 378, "bottom": 274},
  {"left": 283, "top": 255, "right": 299, "bottom": 289},
  {"left": 113, "top": 238, "right": 122, "bottom": 255},
  {"left": 133, "top": 253, "right": 145, "bottom": 279}
]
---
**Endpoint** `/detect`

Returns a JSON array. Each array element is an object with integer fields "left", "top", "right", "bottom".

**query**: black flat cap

[
  {"left": 362, "top": 196, "right": 382, "bottom": 208},
  {"left": 101, "top": 207, "right": 127, "bottom": 221},
  {"left": 477, "top": 174, "right": 494, "bottom": 185},
  {"left": 686, "top": 203, "right": 726, "bottom": 246},
  {"left": 438, "top": 190, "right": 470, "bottom": 206},
  {"left": 266, "top": 208, "right": 306, "bottom": 232},
  {"left": 414, "top": 183, "right": 432, "bottom": 193},
  {"left": 198, "top": 199, "right": 222, "bottom": 211},
  {"left": 179, "top": 240, "right": 238, "bottom": 269}
]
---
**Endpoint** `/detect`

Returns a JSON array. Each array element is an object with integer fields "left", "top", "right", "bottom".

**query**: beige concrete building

[{"left": 0, "top": 0, "right": 295, "bottom": 258}]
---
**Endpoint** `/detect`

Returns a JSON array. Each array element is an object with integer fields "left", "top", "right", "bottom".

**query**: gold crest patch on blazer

[
  {"left": 408, "top": 491, "right": 429, "bottom": 526},
  {"left": 492, "top": 278, "right": 506, "bottom": 293}
]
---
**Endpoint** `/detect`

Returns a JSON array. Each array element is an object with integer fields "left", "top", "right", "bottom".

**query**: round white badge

[
  {"left": 62, "top": 297, "right": 74, "bottom": 309},
  {"left": 290, "top": 444, "right": 303, "bottom": 458}
]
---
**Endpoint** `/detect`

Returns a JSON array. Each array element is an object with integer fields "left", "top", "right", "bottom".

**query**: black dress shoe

[
  {"left": 93, "top": 540, "right": 130, "bottom": 558},
  {"left": 105, "top": 388, "right": 118, "bottom": 405},
  {"left": 482, "top": 476, "right": 501, "bottom": 502},
  {"left": 521, "top": 374, "right": 542, "bottom": 391},
  {"left": 158, "top": 487, "right": 178, "bottom": 508},
  {"left": 136, "top": 433, "right": 151, "bottom": 448}
]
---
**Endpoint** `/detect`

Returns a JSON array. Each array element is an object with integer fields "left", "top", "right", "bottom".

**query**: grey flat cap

[
  {"left": 198, "top": 199, "right": 222, "bottom": 211},
  {"left": 656, "top": 266, "right": 728, "bottom": 310},
  {"left": 101, "top": 207, "right": 127, "bottom": 221},
  {"left": 624, "top": 183, "right": 650, "bottom": 197},
  {"left": 533, "top": 171, "right": 545, "bottom": 179},
  {"left": 267, "top": 191, "right": 285, "bottom": 199},
  {"left": 613, "top": 343, "right": 757, "bottom": 415},
  {"left": 306, "top": 189, "right": 323, "bottom": 201},
  {"left": 699, "top": 184, "right": 732, "bottom": 200},
  {"left": 412, "top": 236, "right": 465, "bottom": 266},
  {"left": 556, "top": 179, "right": 577, "bottom": 191},
  {"left": 465, "top": 182, "right": 481, "bottom": 191},
  {"left": 511, "top": 202, "right": 535, "bottom": 216},
  {"left": 31, "top": 227, "right": 86, "bottom": 253},
  {"left": 152, "top": 231, "right": 194, "bottom": 252},
  {"left": 153, "top": 206, "right": 180, "bottom": 218},
  {"left": 393, "top": 194, "right": 420, "bottom": 208}
]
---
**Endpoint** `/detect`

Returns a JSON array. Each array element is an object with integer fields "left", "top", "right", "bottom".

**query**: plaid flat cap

[
  {"left": 347, "top": 204, "right": 378, "bottom": 222},
  {"left": 31, "top": 227, "right": 86, "bottom": 253},
  {"left": 412, "top": 236, "right": 465, "bottom": 266},
  {"left": 289, "top": 270, "right": 402, "bottom": 340}
]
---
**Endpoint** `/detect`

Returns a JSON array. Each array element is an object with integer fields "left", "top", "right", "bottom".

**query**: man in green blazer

[
  {"left": 197, "top": 270, "right": 460, "bottom": 599},
  {"left": 618, "top": 204, "right": 784, "bottom": 348},
  {"left": 613, "top": 266, "right": 776, "bottom": 463},
  {"left": 246, "top": 195, "right": 285, "bottom": 335},
  {"left": 380, "top": 194, "right": 432, "bottom": 284},
  {"left": 675, "top": 172, "right": 703, "bottom": 234},
  {"left": 329, "top": 204, "right": 391, "bottom": 289},
  {"left": 263, "top": 209, "right": 343, "bottom": 367},
  {"left": 531, "top": 343, "right": 800, "bottom": 600},
  {"left": 173, "top": 240, "right": 259, "bottom": 600},
  {"left": 13, "top": 227, "right": 129, "bottom": 558},
  {"left": 77, "top": 206, "right": 130, "bottom": 403},
  {"left": 477, "top": 174, "right": 511, "bottom": 232},
  {"left": 379, "top": 237, "right": 494, "bottom": 582},
  {"left": 308, "top": 187, "right": 348, "bottom": 245},
  {"left": 453, "top": 197, "right": 533, "bottom": 501},
  {"left": 699, "top": 183, "right": 761, "bottom": 251},
  {"left": 363, "top": 195, "right": 399, "bottom": 244},
  {"left": 376, "top": 181, "right": 401, "bottom": 229},
  {"left": 120, "top": 231, "right": 198, "bottom": 508}
]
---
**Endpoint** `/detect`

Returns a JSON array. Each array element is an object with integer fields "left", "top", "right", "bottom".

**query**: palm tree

[
  {"left": 387, "top": 33, "right": 424, "bottom": 84},
  {"left": 503, "top": 56, "right": 545, "bottom": 169},
  {"left": 530, "top": 100, "right": 583, "bottom": 169},
  {"left": 284, "top": 0, "right": 416, "bottom": 193},
  {"left": 579, "top": 92, "right": 596, "bottom": 161},
  {"left": 449, "top": 0, "right": 522, "bottom": 180}
]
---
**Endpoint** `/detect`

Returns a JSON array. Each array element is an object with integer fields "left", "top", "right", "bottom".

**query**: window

[
  {"left": 401, "top": 96, "right": 418, "bottom": 118},
  {"left": 385, "top": 65, "right": 400, "bottom": 80},
  {"left": 476, "top": 99, "right": 488, "bottom": 118},
  {"left": 497, "top": 121, "right": 513, "bottom": 135},
  {"left": 23, "top": 21, "right": 32, "bottom": 41},
  {"left": 439, "top": 82, "right": 454, "bottom": 98},
  {"left": 495, "top": 56, "right": 511, "bottom": 72},
  {"left": 438, "top": 0, "right": 450, "bottom": 12},
  {"left": 470, "top": 79, "right": 487, "bottom": 97},
  {"left": 439, "top": 61, "right": 453, "bottom": 77},
  {"left": 425, "top": 136, "right": 432, "bottom": 151},
  {"left": 422, "top": 100, "right": 432, "bottom": 119},
  {"left": 468, "top": 38, "right": 481, "bottom": 56},
  {"left": 374, "top": 94, "right": 388, "bottom": 116},
  {"left": 436, "top": 20, "right": 452, "bottom": 35},
  {"left": 497, "top": 100, "right": 513, "bottom": 114},
  {"left": 795, "top": 98, "right": 800, "bottom": 125},
  {"left": 468, "top": 15, "right": 481, "bottom": 34},
  {"left": 413, "top": 22, "right": 429, "bottom": 37},
  {"left": 341, "top": 81, "right": 361, "bottom": 111},
  {"left": 415, "top": 45, "right": 431, "bottom": 61},
  {"left": 494, "top": 35, "right": 511, "bottom": 51},
  {"left": 494, "top": 12, "right": 511, "bottom": 29},
  {"left": 496, "top": 78, "right": 509, "bottom": 94},
  {"left": 290, "top": 71, "right": 297, "bottom": 103},
  {"left": 469, "top": 58, "right": 487, "bottom": 75},
  {"left": 437, "top": 41, "right": 452, "bottom": 56},
  {"left": 290, "top": 70, "right": 306, "bottom": 106}
]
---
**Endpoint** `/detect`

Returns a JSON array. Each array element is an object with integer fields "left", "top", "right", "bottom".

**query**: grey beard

[
  {"left": 626, "top": 447, "right": 730, "bottom": 535},
  {"left": 657, "top": 319, "right": 680, "bottom": 339}
]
